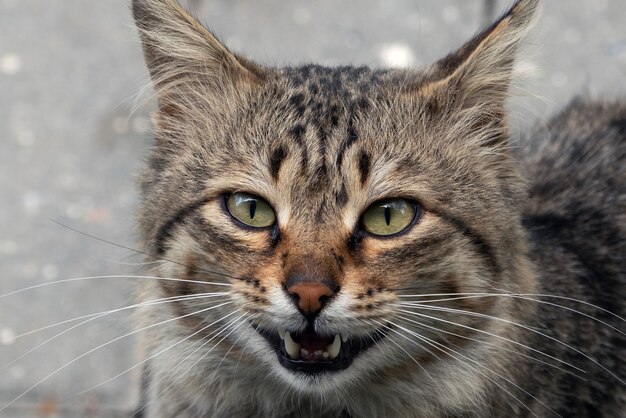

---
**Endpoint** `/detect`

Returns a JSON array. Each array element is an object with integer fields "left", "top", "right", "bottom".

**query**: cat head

[{"left": 134, "top": 0, "right": 538, "bottom": 404}]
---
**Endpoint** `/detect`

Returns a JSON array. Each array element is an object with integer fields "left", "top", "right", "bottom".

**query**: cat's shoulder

[
  {"left": 520, "top": 98, "right": 625, "bottom": 217},
  {"left": 520, "top": 98, "right": 625, "bottom": 310}
]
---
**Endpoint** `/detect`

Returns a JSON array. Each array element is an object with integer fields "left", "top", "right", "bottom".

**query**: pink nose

[{"left": 287, "top": 282, "right": 335, "bottom": 315}]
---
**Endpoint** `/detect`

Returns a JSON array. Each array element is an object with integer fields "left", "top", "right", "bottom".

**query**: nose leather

[{"left": 287, "top": 282, "right": 335, "bottom": 316}]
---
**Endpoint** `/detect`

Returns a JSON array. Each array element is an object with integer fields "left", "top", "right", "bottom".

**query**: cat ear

[
  {"left": 412, "top": 0, "right": 538, "bottom": 116},
  {"left": 132, "top": 0, "right": 264, "bottom": 97}
]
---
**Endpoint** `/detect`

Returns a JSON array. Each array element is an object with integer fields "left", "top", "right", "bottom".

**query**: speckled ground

[{"left": 1, "top": 0, "right": 625, "bottom": 416}]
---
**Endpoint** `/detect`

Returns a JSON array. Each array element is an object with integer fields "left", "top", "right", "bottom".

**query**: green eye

[
  {"left": 226, "top": 193, "right": 276, "bottom": 228},
  {"left": 361, "top": 199, "right": 416, "bottom": 236}
]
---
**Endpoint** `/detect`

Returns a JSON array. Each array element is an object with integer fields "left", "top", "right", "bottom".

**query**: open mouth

[{"left": 258, "top": 325, "right": 388, "bottom": 374}]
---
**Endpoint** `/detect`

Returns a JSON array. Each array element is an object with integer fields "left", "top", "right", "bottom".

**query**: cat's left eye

[
  {"left": 226, "top": 192, "right": 276, "bottom": 228},
  {"left": 361, "top": 198, "right": 417, "bottom": 236}
]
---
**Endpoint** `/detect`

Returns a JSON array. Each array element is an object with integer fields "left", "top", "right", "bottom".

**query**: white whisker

[
  {"left": 99, "top": 258, "right": 169, "bottom": 267},
  {"left": 2, "top": 293, "right": 230, "bottom": 372},
  {"left": 0, "top": 301, "right": 234, "bottom": 412},
  {"left": 397, "top": 292, "right": 625, "bottom": 330},
  {"left": 394, "top": 307, "right": 585, "bottom": 373},
  {"left": 13, "top": 292, "right": 229, "bottom": 340},
  {"left": 396, "top": 304, "right": 624, "bottom": 384},
  {"left": 0, "top": 274, "right": 233, "bottom": 300},
  {"left": 203, "top": 315, "right": 254, "bottom": 387},
  {"left": 369, "top": 319, "right": 438, "bottom": 385},
  {"left": 137, "top": 313, "right": 249, "bottom": 415},
  {"left": 389, "top": 320, "right": 558, "bottom": 418},
  {"left": 233, "top": 321, "right": 260, "bottom": 377},
  {"left": 394, "top": 311, "right": 585, "bottom": 381},
  {"left": 67, "top": 308, "right": 243, "bottom": 399}
]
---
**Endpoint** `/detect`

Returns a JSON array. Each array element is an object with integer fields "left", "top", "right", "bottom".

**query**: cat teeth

[
  {"left": 284, "top": 332, "right": 300, "bottom": 359},
  {"left": 327, "top": 335, "right": 342, "bottom": 360},
  {"left": 341, "top": 333, "right": 349, "bottom": 343},
  {"left": 281, "top": 333, "right": 343, "bottom": 360}
]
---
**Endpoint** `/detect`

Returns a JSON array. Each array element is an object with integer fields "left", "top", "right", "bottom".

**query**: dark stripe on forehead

[
  {"left": 289, "top": 124, "right": 309, "bottom": 171},
  {"left": 358, "top": 150, "right": 371, "bottom": 185},
  {"left": 269, "top": 145, "right": 288, "bottom": 181},
  {"left": 289, "top": 93, "right": 306, "bottom": 117},
  {"left": 290, "top": 124, "right": 306, "bottom": 140},
  {"left": 155, "top": 196, "right": 212, "bottom": 255},
  {"left": 347, "top": 118, "right": 359, "bottom": 143},
  {"left": 336, "top": 113, "right": 360, "bottom": 169}
]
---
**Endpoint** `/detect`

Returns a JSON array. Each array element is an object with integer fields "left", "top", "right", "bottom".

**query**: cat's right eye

[{"left": 226, "top": 192, "right": 276, "bottom": 228}]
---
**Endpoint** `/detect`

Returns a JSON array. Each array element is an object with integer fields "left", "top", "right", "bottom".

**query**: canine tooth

[
  {"left": 328, "top": 335, "right": 341, "bottom": 359},
  {"left": 341, "top": 334, "right": 349, "bottom": 343},
  {"left": 284, "top": 332, "right": 300, "bottom": 359},
  {"left": 278, "top": 329, "right": 286, "bottom": 340}
]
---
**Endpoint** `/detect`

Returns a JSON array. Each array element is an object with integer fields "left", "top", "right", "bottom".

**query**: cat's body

[
  {"left": 517, "top": 100, "right": 626, "bottom": 417},
  {"left": 131, "top": 0, "right": 625, "bottom": 417}
]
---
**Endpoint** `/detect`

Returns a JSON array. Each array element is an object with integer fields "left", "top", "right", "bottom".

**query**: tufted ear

[
  {"left": 411, "top": 0, "right": 538, "bottom": 127},
  {"left": 132, "top": 0, "right": 264, "bottom": 101}
]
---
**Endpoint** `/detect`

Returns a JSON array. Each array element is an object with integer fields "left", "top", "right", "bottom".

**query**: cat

[{"left": 131, "top": 0, "right": 625, "bottom": 416}]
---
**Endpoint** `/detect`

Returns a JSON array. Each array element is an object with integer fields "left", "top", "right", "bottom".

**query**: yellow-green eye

[
  {"left": 361, "top": 199, "right": 416, "bottom": 236},
  {"left": 226, "top": 193, "right": 276, "bottom": 228}
]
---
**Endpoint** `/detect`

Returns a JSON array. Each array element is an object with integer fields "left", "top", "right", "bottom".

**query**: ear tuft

[
  {"left": 414, "top": 0, "right": 539, "bottom": 110},
  {"left": 132, "top": 0, "right": 263, "bottom": 94}
]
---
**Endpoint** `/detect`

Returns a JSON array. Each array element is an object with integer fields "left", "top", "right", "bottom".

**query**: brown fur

[{"left": 131, "top": 0, "right": 624, "bottom": 416}]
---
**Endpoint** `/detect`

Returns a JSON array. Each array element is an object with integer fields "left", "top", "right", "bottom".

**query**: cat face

[{"left": 135, "top": 0, "right": 538, "bottom": 398}]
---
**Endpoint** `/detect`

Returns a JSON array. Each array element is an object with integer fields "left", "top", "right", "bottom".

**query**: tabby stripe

[
  {"left": 435, "top": 209, "right": 501, "bottom": 274},
  {"left": 155, "top": 196, "right": 212, "bottom": 255},
  {"left": 188, "top": 211, "right": 271, "bottom": 256},
  {"left": 335, "top": 112, "right": 359, "bottom": 168},
  {"left": 357, "top": 150, "right": 371, "bottom": 185},
  {"left": 269, "top": 145, "right": 288, "bottom": 181},
  {"left": 289, "top": 124, "right": 309, "bottom": 171}
]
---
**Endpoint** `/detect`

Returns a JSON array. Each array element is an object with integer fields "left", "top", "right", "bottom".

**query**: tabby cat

[{"left": 131, "top": 0, "right": 625, "bottom": 416}]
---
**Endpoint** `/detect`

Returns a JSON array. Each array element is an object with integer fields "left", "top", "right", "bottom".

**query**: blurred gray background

[{"left": 1, "top": 0, "right": 625, "bottom": 416}]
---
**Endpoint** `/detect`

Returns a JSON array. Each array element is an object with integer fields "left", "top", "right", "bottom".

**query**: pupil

[
  {"left": 384, "top": 206, "right": 391, "bottom": 226},
  {"left": 249, "top": 200, "right": 257, "bottom": 219}
]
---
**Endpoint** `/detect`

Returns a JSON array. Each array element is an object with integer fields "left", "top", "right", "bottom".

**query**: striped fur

[{"left": 132, "top": 1, "right": 624, "bottom": 416}]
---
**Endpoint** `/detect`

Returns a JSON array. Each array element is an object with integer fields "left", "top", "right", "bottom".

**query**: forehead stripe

[
  {"left": 358, "top": 150, "right": 371, "bottom": 186},
  {"left": 269, "top": 145, "right": 288, "bottom": 181}
]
